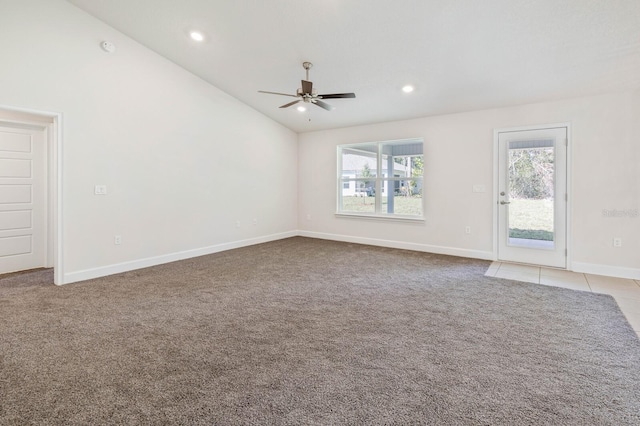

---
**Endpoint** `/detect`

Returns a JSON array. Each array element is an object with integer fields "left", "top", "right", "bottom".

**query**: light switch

[{"left": 472, "top": 185, "right": 486, "bottom": 193}]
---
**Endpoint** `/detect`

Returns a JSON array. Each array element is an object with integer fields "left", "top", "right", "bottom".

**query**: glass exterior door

[{"left": 498, "top": 127, "right": 567, "bottom": 268}]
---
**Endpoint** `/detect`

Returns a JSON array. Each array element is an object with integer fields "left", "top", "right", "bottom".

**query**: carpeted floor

[{"left": 1, "top": 237, "right": 639, "bottom": 425}]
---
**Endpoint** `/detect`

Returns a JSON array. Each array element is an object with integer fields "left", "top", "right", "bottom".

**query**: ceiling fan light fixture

[
  {"left": 402, "top": 85, "right": 415, "bottom": 93},
  {"left": 258, "top": 62, "right": 356, "bottom": 112},
  {"left": 189, "top": 31, "right": 205, "bottom": 42}
]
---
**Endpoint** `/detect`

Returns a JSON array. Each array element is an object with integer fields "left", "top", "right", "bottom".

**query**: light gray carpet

[{"left": 1, "top": 237, "right": 639, "bottom": 425}]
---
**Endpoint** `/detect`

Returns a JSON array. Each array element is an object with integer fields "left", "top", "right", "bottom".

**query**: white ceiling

[{"left": 67, "top": 0, "right": 640, "bottom": 133}]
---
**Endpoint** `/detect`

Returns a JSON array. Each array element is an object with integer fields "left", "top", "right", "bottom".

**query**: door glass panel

[{"left": 507, "top": 139, "right": 555, "bottom": 249}]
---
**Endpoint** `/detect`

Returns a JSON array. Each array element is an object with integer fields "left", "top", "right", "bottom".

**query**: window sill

[{"left": 335, "top": 212, "right": 425, "bottom": 223}]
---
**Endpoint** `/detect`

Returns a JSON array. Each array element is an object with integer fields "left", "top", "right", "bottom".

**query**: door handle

[{"left": 500, "top": 201, "right": 510, "bottom": 205}]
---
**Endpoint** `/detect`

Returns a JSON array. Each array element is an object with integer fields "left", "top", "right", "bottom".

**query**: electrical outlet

[
  {"left": 94, "top": 185, "right": 107, "bottom": 195},
  {"left": 114, "top": 235, "right": 122, "bottom": 245},
  {"left": 235, "top": 221, "right": 241, "bottom": 228},
  {"left": 306, "top": 214, "right": 312, "bottom": 220},
  {"left": 252, "top": 218, "right": 258, "bottom": 226},
  {"left": 465, "top": 226, "right": 471, "bottom": 234},
  {"left": 613, "top": 238, "right": 622, "bottom": 247}
]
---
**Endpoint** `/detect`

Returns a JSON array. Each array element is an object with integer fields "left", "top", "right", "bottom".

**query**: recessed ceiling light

[
  {"left": 297, "top": 106, "right": 307, "bottom": 112},
  {"left": 402, "top": 85, "right": 414, "bottom": 93},
  {"left": 190, "top": 31, "right": 204, "bottom": 42}
]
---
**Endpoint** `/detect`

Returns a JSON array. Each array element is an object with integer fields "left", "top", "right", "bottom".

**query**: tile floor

[{"left": 485, "top": 262, "right": 640, "bottom": 338}]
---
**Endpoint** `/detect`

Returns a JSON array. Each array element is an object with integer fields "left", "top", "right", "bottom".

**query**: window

[{"left": 337, "top": 138, "right": 424, "bottom": 219}]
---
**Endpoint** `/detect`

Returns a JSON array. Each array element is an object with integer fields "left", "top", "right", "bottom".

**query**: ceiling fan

[{"left": 258, "top": 62, "right": 356, "bottom": 111}]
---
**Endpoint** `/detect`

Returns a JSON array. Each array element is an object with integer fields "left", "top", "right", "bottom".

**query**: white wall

[
  {"left": 1, "top": 1, "right": 637, "bottom": 283},
  {"left": 298, "top": 91, "right": 640, "bottom": 278},
  {"left": 0, "top": 0, "right": 298, "bottom": 283}
]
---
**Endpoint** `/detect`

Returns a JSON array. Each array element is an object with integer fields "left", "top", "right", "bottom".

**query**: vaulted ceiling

[{"left": 67, "top": 0, "right": 640, "bottom": 133}]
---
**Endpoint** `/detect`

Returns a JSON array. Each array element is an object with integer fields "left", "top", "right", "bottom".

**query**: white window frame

[{"left": 336, "top": 138, "right": 424, "bottom": 221}]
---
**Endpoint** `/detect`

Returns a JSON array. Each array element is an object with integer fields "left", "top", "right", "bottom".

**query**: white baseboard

[
  {"left": 297, "top": 231, "right": 494, "bottom": 261},
  {"left": 571, "top": 262, "right": 640, "bottom": 280},
  {"left": 67, "top": 230, "right": 638, "bottom": 285},
  {"left": 61, "top": 231, "right": 298, "bottom": 285}
]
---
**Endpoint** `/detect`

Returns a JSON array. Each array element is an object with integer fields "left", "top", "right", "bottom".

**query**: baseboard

[
  {"left": 297, "top": 231, "right": 494, "bottom": 261},
  {"left": 61, "top": 229, "right": 640, "bottom": 285},
  {"left": 61, "top": 231, "right": 298, "bottom": 285},
  {"left": 571, "top": 262, "right": 640, "bottom": 280}
]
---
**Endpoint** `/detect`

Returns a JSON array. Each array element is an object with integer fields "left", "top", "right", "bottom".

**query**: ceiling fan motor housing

[
  {"left": 297, "top": 87, "right": 318, "bottom": 97},
  {"left": 296, "top": 88, "right": 318, "bottom": 102}
]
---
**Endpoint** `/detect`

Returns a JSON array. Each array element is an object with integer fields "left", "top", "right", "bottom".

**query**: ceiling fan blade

[
  {"left": 279, "top": 100, "right": 301, "bottom": 108},
  {"left": 318, "top": 93, "right": 356, "bottom": 99},
  {"left": 301, "top": 80, "right": 313, "bottom": 95},
  {"left": 313, "top": 99, "right": 334, "bottom": 111},
  {"left": 258, "top": 90, "right": 298, "bottom": 98}
]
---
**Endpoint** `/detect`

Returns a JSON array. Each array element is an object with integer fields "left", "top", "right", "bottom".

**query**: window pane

[
  {"left": 380, "top": 141, "right": 423, "bottom": 181},
  {"left": 340, "top": 183, "right": 375, "bottom": 213},
  {"left": 341, "top": 146, "right": 377, "bottom": 180},
  {"left": 381, "top": 178, "right": 423, "bottom": 216}
]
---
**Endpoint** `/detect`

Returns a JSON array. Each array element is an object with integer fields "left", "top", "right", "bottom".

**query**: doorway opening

[{"left": 0, "top": 106, "right": 62, "bottom": 284}]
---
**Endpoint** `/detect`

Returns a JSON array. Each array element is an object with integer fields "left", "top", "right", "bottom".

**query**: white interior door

[
  {"left": 497, "top": 127, "right": 567, "bottom": 268},
  {"left": 0, "top": 124, "right": 46, "bottom": 274}
]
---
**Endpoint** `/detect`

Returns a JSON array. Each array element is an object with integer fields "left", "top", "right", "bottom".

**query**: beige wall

[
  {"left": 0, "top": 0, "right": 298, "bottom": 283},
  {"left": 298, "top": 91, "right": 640, "bottom": 277}
]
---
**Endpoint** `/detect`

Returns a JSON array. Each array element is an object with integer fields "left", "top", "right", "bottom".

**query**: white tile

[
  {"left": 494, "top": 269, "right": 540, "bottom": 284},
  {"left": 497, "top": 263, "right": 540, "bottom": 274},
  {"left": 613, "top": 296, "right": 640, "bottom": 313},
  {"left": 540, "top": 269, "right": 588, "bottom": 284},
  {"left": 591, "top": 287, "right": 640, "bottom": 301},
  {"left": 585, "top": 274, "right": 640, "bottom": 288},
  {"left": 585, "top": 275, "right": 639, "bottom": 294},
  {"left": 540, "top": 268, "right": 586, "bottom": 280},
  {"left": 539, "top": 277, "right": 591, "bottom": 292},
  {"left": 485, "top": 262, "right": 501, "bottom": 277}
]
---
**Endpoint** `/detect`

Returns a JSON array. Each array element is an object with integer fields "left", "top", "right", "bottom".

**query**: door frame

[
  {"left": 0, "top": 105, "right": 63, "bottom": 284},
  {"left": 492, "top": 122, "right": 572, "bottom": 269}
]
